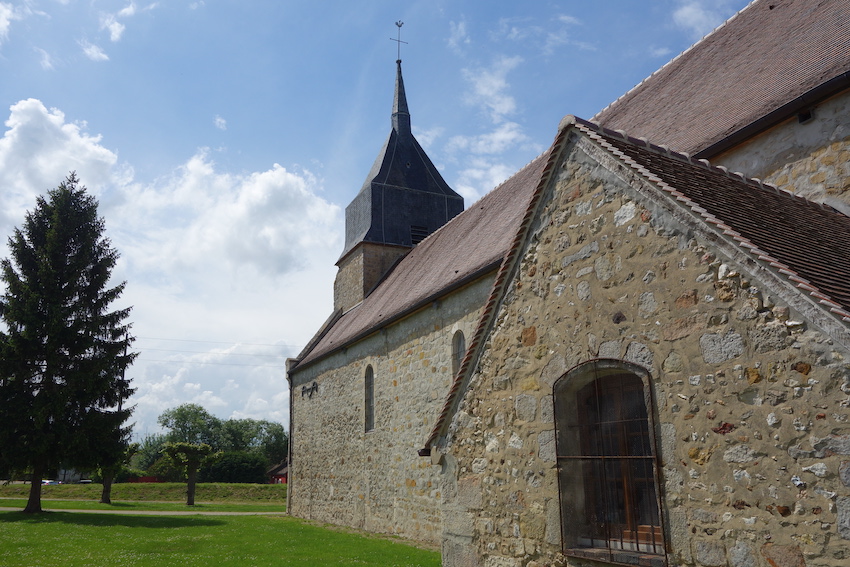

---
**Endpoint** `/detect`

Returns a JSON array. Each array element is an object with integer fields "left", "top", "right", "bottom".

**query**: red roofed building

[{"left": 287, "top": 2, "right": 850, "bottom": 565}]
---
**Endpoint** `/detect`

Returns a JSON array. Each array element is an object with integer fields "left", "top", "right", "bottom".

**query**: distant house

[
  {"left": 287, "top": 1, "right": 850, "bottom": 565},
  {"left": 267, "top": 461, "right": 287, "bottom": 484}
]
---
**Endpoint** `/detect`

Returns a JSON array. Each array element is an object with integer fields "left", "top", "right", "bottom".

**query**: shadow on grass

[{"left": 0, "top": 511, "right": 224, "bottom": 528}]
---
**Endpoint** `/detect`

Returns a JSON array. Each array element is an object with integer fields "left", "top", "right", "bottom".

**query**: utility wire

[
  {"left": 136, "top": 336, "right": 302, "bottom": 348},
  {"left": 140, "top": 347, "right": 287, "bottom": 357},
  {"left": 134, "top": 357, "right": 288, "bottom": 368}
]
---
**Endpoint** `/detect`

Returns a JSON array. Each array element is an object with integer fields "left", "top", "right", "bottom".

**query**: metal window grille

[{"left": 554, "top": 359, "right": 666, "bottom": 567}]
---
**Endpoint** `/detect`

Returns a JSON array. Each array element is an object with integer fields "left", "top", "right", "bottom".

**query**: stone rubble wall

[
  {"left": 713, "top": 91, "right": 850, "bottom": 212},
  {"left": 289, "top": 276, "right": 492, "bottom": 545},
  {"left": 334, "top": 242, "right": 409, "bottom": 313},
  {"left": 441, "top": 138, "right": 850, "bottom": 567}
]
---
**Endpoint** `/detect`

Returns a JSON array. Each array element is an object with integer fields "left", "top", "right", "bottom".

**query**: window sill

[{"left": 564, "top": 547, "right": 666, "bottom": 567}]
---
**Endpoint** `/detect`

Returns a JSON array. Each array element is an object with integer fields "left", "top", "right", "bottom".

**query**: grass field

[
  {"left": 0, "top": 483, "right": 441, "bottom": 566},
  {"left": 0, "top": 498, "right": 286, "bottom": 513},
  {"left": 0, "top": 482, "right": 288, "bottom": 503}
]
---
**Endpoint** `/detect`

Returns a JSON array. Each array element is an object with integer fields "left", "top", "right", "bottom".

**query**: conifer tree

[{"left": 0, "top": 173, "right": 136, "bottom": 513}]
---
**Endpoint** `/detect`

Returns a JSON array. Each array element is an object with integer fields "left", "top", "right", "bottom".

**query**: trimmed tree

[
  {"left": 0, "top": 174, "right": 136, "bottom": 513},
  {"left": 163, "top": 442, "right": 220, "bottom": 505},
  {"left": 99, "top": 441, "right": 139, "bottom": 504}
]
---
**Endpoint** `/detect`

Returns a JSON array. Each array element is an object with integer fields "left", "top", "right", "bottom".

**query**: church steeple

[
  {"left": 392, "top": 60, "right": 411, "bottom": 136},
  {"left": 334, "top": 58, "right": 464, "bottom": 312}
]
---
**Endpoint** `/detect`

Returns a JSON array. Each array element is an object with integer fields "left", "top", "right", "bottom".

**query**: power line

[
  {"left": 140, "top": 347, "right": 287, "bottom": 358},
  {"left": 135, "top": 336, "right": 303, "bottom": 348},
  {"left": 134, "top": 357, "right": 288, "bottom": 368}
]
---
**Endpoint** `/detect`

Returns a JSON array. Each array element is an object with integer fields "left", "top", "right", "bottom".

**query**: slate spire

[
  {"left": 392, "top": 60, "right": 411, "bottom": 136},
  {"left": 339, "top": 60, "right": 464, "bottom": 259},
  {"left": 334, "top": 59, "right": 465, "bottom": 312}
]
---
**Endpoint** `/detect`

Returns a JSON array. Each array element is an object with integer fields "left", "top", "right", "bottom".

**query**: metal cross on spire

[{"left": 390, "top": 20, "right": 407, "bottom": 61}]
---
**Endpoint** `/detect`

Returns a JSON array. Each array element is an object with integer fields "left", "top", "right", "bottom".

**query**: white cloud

[
  {"left": 444, "top": 122, "right": 541, "bottom": 201},
  {"left": 118, "top": 3, "right": 138, "bottom": 18},
  {"left": 0, "top": 99, "right": 342, "bottom": 436},
  {"left": 673, "top": 1, "right": 737, "bottom": 38},
  {"left": 450, "top": 52, "right": 542, "bottom": 201},
  {"left": 0, "top": 2, "right": 17, "bottom": 43},
  {"left": 214, "top": 115, "right": 227, "bottom": 130},
  {"left": 452, "top": 157, "right": 518, "bottom": 203},
  {"left": 448, "top": 20, "right": 469, "bottom": 50},
  {"left": 118, "top": 151, "right": 340, "bottom": 279},
  {"left": 447, "top": 121, "right": 529, "bottom": 156},
  {"left": 495, "top": 17, "right": 533, "bottom": 42},
  {"left": 100, "top": 3, "right": 156, "bottom": 43},
  {"left": 35, "top": 47, "right": 54, "bottom": 70},
  {"left": 649, "top": 46, "right": 673, "bottom": 58},
  {"left": 462, "top": 55, "right": 523, "bottom": 123},
  {"left": 413, "top": 125, "right": 443, "bottom": 149},
  {"left": 0, "top": 99, "right": 119, "bottom": 227},
  {"left": 558, "top": 15, "right": 581, "bottom": 26},
  {"left": 101, "top": 15, "right": 126, "bottom": 42},
  {"left": 80, "top": 40, "right": 109, "bottom": 61},
  {"left": 491, "top": 15, "right": 588, "bottom": 55}
]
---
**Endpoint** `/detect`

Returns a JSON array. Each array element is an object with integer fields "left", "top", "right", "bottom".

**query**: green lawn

[
  {"left": 0, "top": 483, "right": 440, "bottom": 566},
  {"left": 0, "top": 511, "right": 441, "bottom": 566},
  {"left": 0, "top": 482, "right": 287, "bottom": 503},
  {"left": 0, "top": 498, "right": 286, "bottom": 513}
]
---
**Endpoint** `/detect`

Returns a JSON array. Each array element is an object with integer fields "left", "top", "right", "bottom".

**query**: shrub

[
  {"left": 199, "top": 451, "right": 267, "bottom": 484},
  {"left": 147, "top": 455, "right": 183, "bottom": 482}
]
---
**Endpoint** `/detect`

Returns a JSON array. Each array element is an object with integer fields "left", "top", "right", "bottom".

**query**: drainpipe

[{"left": 285, "top": 358, "right": 296, "bottom": 515}]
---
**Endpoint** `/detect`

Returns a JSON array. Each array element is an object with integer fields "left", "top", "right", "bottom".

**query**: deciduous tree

[
  {"left": 158, "top": 403, "right": 221, "bottom": 446},
  {"left": 163, "top": 442, "right": 220, "bottom": 505},
  {"left": 0, "top": 174, "right": 136, "bottom": 513}
]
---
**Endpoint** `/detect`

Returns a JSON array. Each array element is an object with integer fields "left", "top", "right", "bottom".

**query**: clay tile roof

[
  {"left": 573, "top": 116, "right": 850, "bottom": 318},
  {"left": 424, "top": 117, "right": 850, "bottom": 452},
  {"left": 293, "top": 151, "right": 550, "bottom": 370},
  {"left": 593, "top": 0, "right": 850, "bottom": 156}
]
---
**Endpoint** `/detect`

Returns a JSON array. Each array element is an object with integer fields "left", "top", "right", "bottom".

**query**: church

[{"left": 286, "top": 1, "right": 850, "bottom": 566}]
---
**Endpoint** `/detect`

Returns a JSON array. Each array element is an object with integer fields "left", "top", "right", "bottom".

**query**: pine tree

[{"left": 0, "top": 173, "right": 136, "bottom": 513}]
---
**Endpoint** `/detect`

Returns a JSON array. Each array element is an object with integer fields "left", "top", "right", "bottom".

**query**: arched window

[
  {"left": 554, "top": 359, "right": 666, "bottom": 567},
  {"left": 364, "top": 366, "right": 375, "bottom": 432},
  {"left": 451, "top": 330, "right": 465, "bottom": 376}
]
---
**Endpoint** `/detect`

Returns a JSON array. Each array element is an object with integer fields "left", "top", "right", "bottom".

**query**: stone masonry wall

[
  {"left": 441, "top": 138, "right": 850, "bottom": 567},
  {"left": 290, "top": 276, "right": 492, "bottom": 545},
  {"left": 334, "top": 243, "right": 409, "bottom": 312},
  {"left": 714, "top": 92, "right": 850, "bottom": 212}
]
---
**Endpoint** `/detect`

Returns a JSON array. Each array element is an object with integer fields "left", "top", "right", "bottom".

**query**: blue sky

[{"left": 0, "top": 0, "right": 751, "bottom": 439}]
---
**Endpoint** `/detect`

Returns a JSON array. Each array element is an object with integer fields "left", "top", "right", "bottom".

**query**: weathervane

[{"left": 390, "top": 20, "right": 407, "bottom": 61}]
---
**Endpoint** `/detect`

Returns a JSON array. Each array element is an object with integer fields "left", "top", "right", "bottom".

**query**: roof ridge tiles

[
  {"left": 574, "top": 115, "right": 850, "bottom": 219},
  {"left": 591, "top": 1, "right": 753, "bottom": 121}
]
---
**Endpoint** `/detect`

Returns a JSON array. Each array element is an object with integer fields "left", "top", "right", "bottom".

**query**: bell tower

[{"left": 334, "top": 58, "right": 464, "bottom": 312}]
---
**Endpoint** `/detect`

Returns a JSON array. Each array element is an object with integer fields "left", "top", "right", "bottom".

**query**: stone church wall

[
  {"left": 714, "top": 91, "right": 850, "bottom": 212},
  {"left": 289, "top": 275, "right": 493, "bottom": 545},
  {"left": 441, "top": 138, "right": 850, "bottom": 567},
  {"left": 334, "top": 242, "right": 410, "bottom": 312}
]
